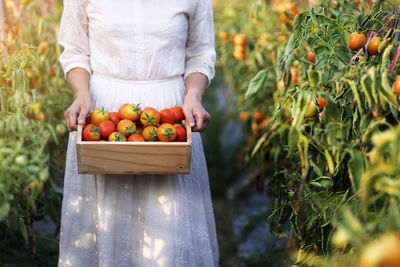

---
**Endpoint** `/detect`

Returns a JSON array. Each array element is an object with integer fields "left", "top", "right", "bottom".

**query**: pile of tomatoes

[{"left": 82, "top": 104, "right": 187, "bottom": 142}]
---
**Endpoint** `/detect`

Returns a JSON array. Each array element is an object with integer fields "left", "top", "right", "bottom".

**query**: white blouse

[{"left": 58, "top": 0, "right": 216, "bottom": 83}]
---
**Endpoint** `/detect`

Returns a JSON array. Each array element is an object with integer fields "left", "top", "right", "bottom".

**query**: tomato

[
  {"left": 394, "top": 75, "right": 400, "bottom": 96},
  {"left": 323, "top": 87, "right": 329, "bottom": 92},
  {"left": 82, "top": 124, "right": 101, "bottom": 141},
  {"left": 127, "top": 133, "right": 145, "bottom": 142},
  {"left": 234, "top": 50, "right": 246, "bottom": 61},
  {"left": 28, "top": 179, "right": 44, "bottom": 193},
  {"left": 160, "top": 108, "right": 176, "bottom": 124},
  {"left": 38, "top": 41, "right": 48, "bottom": 54},
  {"left": 259, "top": 118, "right": 269, "bottom": 129},
  {"left": 108, "top": 132, "right": 126, "bottom": 142},
  {"left": 349, "top": 32, "right": 366, "bottom": 51},
  {"left": 239, "top": 111, "right": 248, "bottom": 123},
  {"left": 233, "top": 34, "right": 247, "bottom": 46},
  {"left": 234, "top": 45, "right": 245, "bottom": 53},
  {"left": 142, "top": 126, "right": 158, "bottom": 141},
  {"left": 109, "top": 112, "right": 121, "bottom": 127},
  {"left": 15, "top": 155, "right": 28, "bottom": 166},
  {"left": 49, "top": 68, "right": 56, "bottom": 77},
  {"left": 368, "top": 37, "right": 381, "bottom": 55},
  {"left": 140, "top": 107, "right": 160, "bottom": 126},
  {"left": 306, "top": 51, "right": 315, "bottom": 63},
  {"left": 117, "top": 119, "right": 137, "bottom": 137},
  {"left": 219, "top": 31, "right": 228, "bottom": 41},
  {"left": 91, "top": 108, "right": 109, "bottom": 126},
  {"left": 99, "top": 121, "right": 116, "bottom": 139},
  {"left": 34, "top": 111, "right": 46, "bottom": 122},
  {"left": 251, "top": 122, "right": 258, "bottom": 136},
  {"left": 318, "top": 97, "right": 327, "bottom": 111},
  {"left": 173, "top": 123, "right": 183, "bottom": 128},
  {"left": 359, "top": 233, "right": 400, "bottom": 267},
  {"left": 119, "top": 104, "right": 141, "bottom": 121},
  {"left": 277, "top": 80, "right": 285, "bottom": 90},
  {"left": 157, "top": 123, "right": 177, "bottom": 142},
  {"left": 305, "top": 103, "right": 318, "bottom": 118},
  {"left": 175, "top": 126, "right": 187, "bottom": 142},
  {"left": 55, "top": 124, "right": 67, "bottom": 136},
  {"left": 170, "top": 106, "right": 185, "bottom": 122},
  {"left": 253, "top": 112, "right": 263, "bottom": 123}
]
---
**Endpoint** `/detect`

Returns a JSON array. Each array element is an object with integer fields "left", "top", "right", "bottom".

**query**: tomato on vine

[
  {"left": 306, "top": 51, "right": 315, "bottom": 63},
  {"left": 368, "top": 37, "right": 382, "bottom": 55},
  {"left": 349, "top": 32, "right": 366, "bottom": 51}
]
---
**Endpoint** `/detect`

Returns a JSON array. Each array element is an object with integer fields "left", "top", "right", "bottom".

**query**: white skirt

[{"left": 58, "top": 73, "right": 219, "bottom": 267}]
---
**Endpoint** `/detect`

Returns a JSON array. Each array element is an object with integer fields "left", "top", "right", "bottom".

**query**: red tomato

[
  {"left": 140, "top": 107, "right": 160, "bottom": 126},
  {"left": 323, "top": 87, "right": 329, "bottom": 92},
  {"left": 119, "top": 104, "right": 141, "bottom": 121},
  {"left": 117, "top": 119, "right": 137, "bottom": 136},
  {"left": 253, "top": 112, "right": 263, "bottom": 123},
  {"left": 109, "top": 112, "right": 121, "bottom": 127},
  {"left": 349, "top": 32, "right": 366, "bottom": 51},
  {"left": 394, "top": 75, "right": 400, "bottom": 96},
  {"left": 160, "top": 108, "right": 176, "bottom": 124},
  {"left": 127, "top": 134, "right": 145, "bottom": 142},
  {"left": 91, "top": 108, "right": 109, "bottom": 126},
  {"left": 142, "top": 126, "right": 158, "bottom": 141},
  {"left": 170, "top": 106, "right": 185, "bottom": 122},
  {"left": 175, "top": 126, "right": 187, "bottom": 142},
  {"left": 82, "top": 124, "right": 101, "bottom": 141},
  {"left": 99, "top": 121, "right": 116, "bottom": 139},
  {"left": 156, "top": 123, "right": 177, "bottom": 142},
  {"left": 108, "top": 132, "right": 126, "bottom": 142},
  {"left": 318, "top": 97, "right": 327, "bottom": 111}
]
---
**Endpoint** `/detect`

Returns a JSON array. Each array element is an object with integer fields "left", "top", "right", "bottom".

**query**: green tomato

[{"left": 15, "top": 155, "right": 28, "bottom": 166}]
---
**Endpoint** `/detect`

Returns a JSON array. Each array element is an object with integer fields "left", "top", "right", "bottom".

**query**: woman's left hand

[{"left": 183, "top": 91, "right": 211, "bottom": 132}]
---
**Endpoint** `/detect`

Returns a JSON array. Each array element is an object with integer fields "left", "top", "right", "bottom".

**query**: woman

[{"left": 57, "top": 0, "right": 219, "bottom": 266}]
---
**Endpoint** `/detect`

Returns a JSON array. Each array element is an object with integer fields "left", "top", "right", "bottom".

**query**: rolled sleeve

[
  {"left": 184, "top": 0, "right": 216, "bottom": 85},
  {"left": 58, "top": 0, "right": 91, "bottom": 79}
]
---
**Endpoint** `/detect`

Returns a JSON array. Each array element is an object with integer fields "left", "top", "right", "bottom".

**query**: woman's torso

[{"left": 84, "top": 0, "right": 197, "bottom": 81}]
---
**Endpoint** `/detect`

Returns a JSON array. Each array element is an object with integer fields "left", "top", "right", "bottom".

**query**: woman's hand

[
  {"left": 64, "top": 92, "right": 92, "bottom": 131},
  {"left": 183, "top": 91, "right": 211, "bottom": 132},
  {"left": 64, "top": 67, "right": 92, "bottom": 131}
]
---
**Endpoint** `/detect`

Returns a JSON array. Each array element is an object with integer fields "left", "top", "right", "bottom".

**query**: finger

[
  {"left": 69, "top": 109, "right": 79, "bottom": 131},
  {"left": 193, "top": 113, "right": 205, "bottom": 132},
  {"left": 77, "top": 105, "right": 90, "bottom": 125},
  {"left": 64, "top": 110, "right": 71, "bottom": 132},
  {"left": 183, "top": 107, "right": 196, "bottom": 128}
]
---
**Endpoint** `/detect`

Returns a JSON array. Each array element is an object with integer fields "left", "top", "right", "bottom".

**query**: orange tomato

[
  {"left": 239, "top": 111, "right": 248, "bottom": 123},
  {"left": 253, "top": 112, "right": 263, "bottom": 123},
  {"left": 91, "top": 108, "right": 109, "bottom": 126},
  {"left": 119, "top": 104, "right": 141, "bottom": 121},
  {"left": 306, "top": 51, "right": 316, "bottom": 63},
  {"left": 368, "top": 37, "right": 381, "bottom": 55},
  {"left": 219, "top": 31, "right": 228, "bottom": 41},
  {"left": 117, "top": 119, "right": 137, "bottom": 136},
  {"left": 156, "top": 123, "right": 177, "bottom": 142},
  {"left": 277, "top": 80, "right": 285, "bottom": 90},
  {"left": 142, "top": 126, "right": 158, "bottom": 141},
  {"left": 234, "top": 51, "right": 246, "bottom": 61},
  {"left": 349, "top": 32, "right": 366, "bottom": 51},
  {"left": 233, "top": 34, "right": 247, "bottom": 46},
  {"left": 140, "top": 107, "right": 160, "bottom": 126},
  {"left": 108, "top": 132, "right": 126, "bottom": 142}
]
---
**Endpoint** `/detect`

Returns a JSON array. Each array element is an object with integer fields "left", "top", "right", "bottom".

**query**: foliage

[{"left": 0, "top": 0, "right": 69, "bottom": 264}]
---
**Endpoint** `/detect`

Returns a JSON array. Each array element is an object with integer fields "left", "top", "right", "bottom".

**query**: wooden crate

[{"left": 76, "top": 123, "right": 192, "bottom": 175}]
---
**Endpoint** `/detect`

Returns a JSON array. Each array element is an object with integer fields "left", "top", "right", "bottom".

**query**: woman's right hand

[{"left": 64, "top": 93, "right": 92, "bottom": 131}]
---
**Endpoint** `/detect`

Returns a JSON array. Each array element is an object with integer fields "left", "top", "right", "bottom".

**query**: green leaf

[
  {"left": 347, "top": 149, "right": 364, "bottom": 192},
  {"left": 0, "top": 202, "right": 10, "bottom": 220},
  {"left": 245, "top": 68, "right": 269, "bottom": 99}
]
